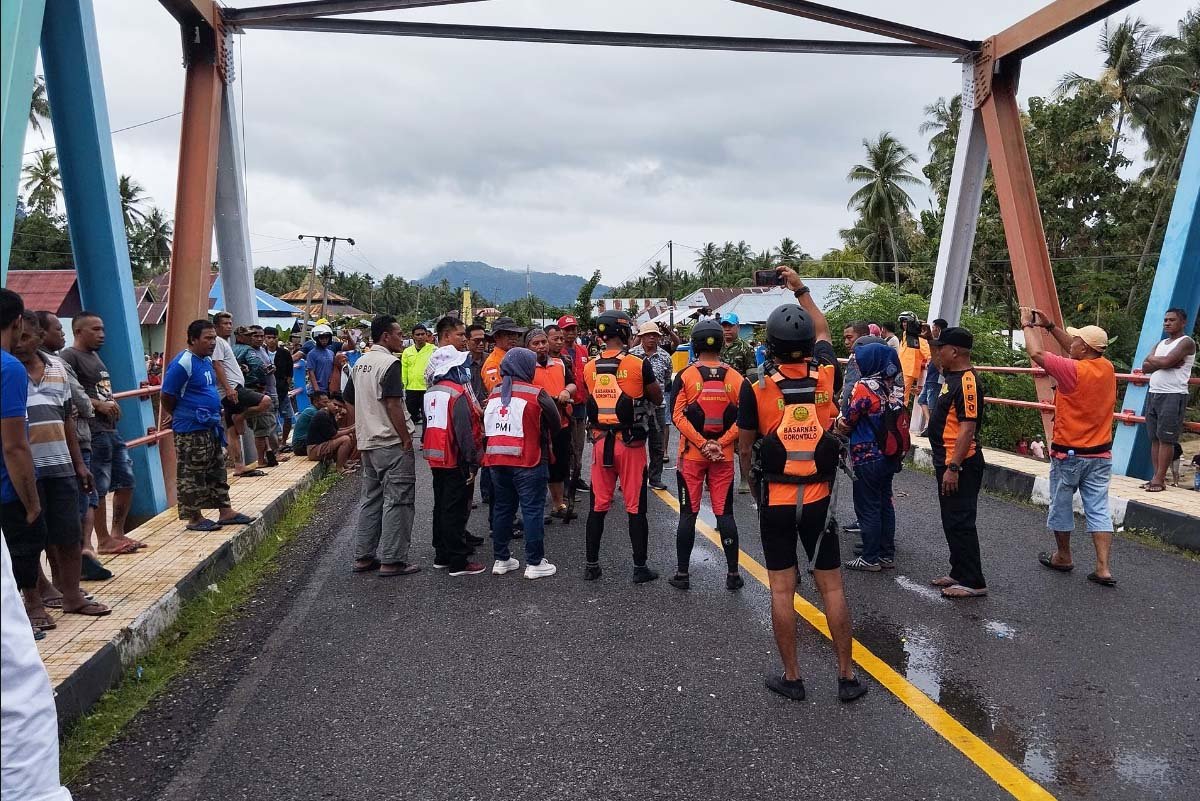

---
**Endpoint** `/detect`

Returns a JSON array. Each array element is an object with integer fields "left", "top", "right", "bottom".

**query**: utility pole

[
  {"left": 668, "top": 240, "right": 675, "bottom": 328},
  {"left": 297, "top": 234, "right": 324, "bottom": 338},
  {"left": 297, "top": 234, "right": 354, "bottom": 337}
]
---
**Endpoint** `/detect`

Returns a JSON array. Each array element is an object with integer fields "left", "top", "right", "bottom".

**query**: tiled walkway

[{"left": 38, "top": 457, "right": 323, "bottom": 689}]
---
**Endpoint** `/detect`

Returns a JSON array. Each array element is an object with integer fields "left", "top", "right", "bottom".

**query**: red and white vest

[
  {"left": 422, "top": 380, "right": 481, "bottom": 469},
  {"left": 482, "top": 380, "right": 542, "bottom": 469}
]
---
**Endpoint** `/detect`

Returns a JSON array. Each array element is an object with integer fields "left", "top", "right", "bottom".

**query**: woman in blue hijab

[{"left": 838, "top": 342, "right": 905, "bottom": 572}]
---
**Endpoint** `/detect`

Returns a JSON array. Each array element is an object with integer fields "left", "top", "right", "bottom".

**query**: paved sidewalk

[
  {"left": 38, "top": 457, "right": 325, "bottom": 723},
  {"left": 910, "top": 436, "right": 1200, "bottom": 550}
]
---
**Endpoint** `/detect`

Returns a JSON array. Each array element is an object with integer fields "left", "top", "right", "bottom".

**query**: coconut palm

[
  {"left": 695, "top": 242, "right": 721, "bottom": 285},
  {"left": 920, "top": 95, "right": 962, "bottom": 199},
  {"left": 774, "top": 237, "right": 810, "bottom": 266},
  {"left": 22, "top": 151, "right": 61, "bottom": 215},
  {"left": 29, "top": 76, "right": 50, "bottom": 135},
  {"left": 1056, "top": 16, "right": 1169, "bottom": 163},
  {"left": 137, "top": 209, "right": 173, "bottom": 274},
  {"left": 846, "top": 132, "right": 921, "bottom": 287},
  {"left": 119, "top": 175, "right": 150, "bottom": 230},
  {"left": 647, "top": 261, "right": 670, "bottom": 295}
]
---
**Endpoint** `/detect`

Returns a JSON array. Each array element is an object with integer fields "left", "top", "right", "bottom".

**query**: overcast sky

[{"left": 33, "top": 0, "right": 1192, "bottom": 288}]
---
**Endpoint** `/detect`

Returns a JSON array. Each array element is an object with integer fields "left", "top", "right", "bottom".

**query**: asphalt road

[{"left": 69, "top": 445, "right": 1199, "bottom": 801}]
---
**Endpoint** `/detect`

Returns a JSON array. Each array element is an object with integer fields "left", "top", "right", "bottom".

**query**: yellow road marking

[{"left": 652, "top": 488, "right": 1056, "bottom": 801}]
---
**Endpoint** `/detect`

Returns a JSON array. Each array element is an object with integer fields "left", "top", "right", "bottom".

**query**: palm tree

[
  {"left": 118, "top": 175, "right": 150, "bottom": 230},
  {"left": 920, "top": 95, "right": 962, "bottom": 199},
  {"left": 696, "top": 242, "right": 720, "bottom": 285},
  {"left": 647, "top": 261, "right": 670, "bottom": 296},
  {"left": 846, "top": 132, "right": 921, "bottom": 287},
  {"left": 1056, "top": 16, "right": 1168, "bottom": 163},
  {"left": 29, "top": 76, "right": 50, "bottom": 135},
  {"left": 775, "top": 237, "right": 810, "bottom": 266},
  {"left": 22, "top": 151, "right": 61, "bottom": 215},
  {"left": 138, "top": 209, "right": 173, "bottom": 274}
]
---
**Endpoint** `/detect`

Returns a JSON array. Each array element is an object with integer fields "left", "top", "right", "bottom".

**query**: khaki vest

[{"left": 351, "top": 345, "right": 413, "bottom": 451}]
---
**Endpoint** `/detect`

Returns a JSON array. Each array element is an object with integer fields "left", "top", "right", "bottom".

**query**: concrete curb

[
  {"left": 910, "top": 445, "right": 1198, "bottom": 554},
  {"left": 54, "top": 465, "right": 328, "bottom": 729}
]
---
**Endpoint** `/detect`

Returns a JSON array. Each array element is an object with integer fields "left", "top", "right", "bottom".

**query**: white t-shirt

[
  {"left": 1148, "top": 337, "right": 1195, "bottom": 395},
  {"left": 0, "top": 535, "right": 73, "bottom": 801},
  {"left": 214, "top": 336, "right": 245, "bottom": 388},
  {"left": 1030, "top": 440, "right": 1046, "bottom": 459}
]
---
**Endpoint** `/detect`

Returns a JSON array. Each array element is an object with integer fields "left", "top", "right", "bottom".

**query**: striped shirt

[{"left": 26, "top": 353, "right": 75, "bottom": 479}]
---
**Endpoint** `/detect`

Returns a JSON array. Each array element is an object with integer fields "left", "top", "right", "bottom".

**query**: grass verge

[{"left": 59, "top": 472, "right": 339, "bottom": 783}]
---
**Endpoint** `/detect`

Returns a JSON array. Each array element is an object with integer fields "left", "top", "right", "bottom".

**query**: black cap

[
  {"left": 932, "top": 326, "right": 973, "bottom": 350},
  {"left": 491, "top": 316, "right": 527, "bottom": 335}
]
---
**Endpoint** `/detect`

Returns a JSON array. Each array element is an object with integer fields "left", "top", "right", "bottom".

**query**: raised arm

[{"left": 778, "top": 266, "right": 829, "bottom": 344}]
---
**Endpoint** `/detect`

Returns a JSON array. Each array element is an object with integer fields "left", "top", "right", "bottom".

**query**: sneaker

[
  {"left": 524, "top": 561, "right": 557, "bottom": 579},
  {"left": 838, "top": 677, "right": 869, "bottom": 703},
  {"left": 433, "top": 561, "right": 450, "bottom": 570},
  {"left": 843, "top": 521, "right": 861, "bottom": 533},
  {"left": 649, "top": 480, "right": 668, "bottom": 491},
  {"left": 492, "top": 558, "right": 520, "bottom": 575},
  {"left": 765, "top": 674, "right": 806, "bottom": 701},
  {"left": 583, "top": 563, "right": 602, "bottom": 581},
  {"left": 632, "top": 565, "right": 659, "bottom": 584},
  {"left": 879, "top": 558, "right": 896, "bottom": 570},
  {"left": 575, "top": 480, "right": 591, "bottom": 493},
  {"left": 668, "top": 573, "right": 690, "bottom": 590},
  {"left": 844, "top": 556, "right": 881, "bottom": 572},
  {"left": 449, "top": 561, "right": 486, "bottom": 576},
  {"left": 726, "top": 573, "right": 745, "bottom": 591},
  {"left": 662, "top": 455, "right": 670, "bottom": 463}
]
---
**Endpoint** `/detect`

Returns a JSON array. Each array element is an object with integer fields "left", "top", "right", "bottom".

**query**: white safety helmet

[{"left": 311, "top": 324, "right": 333, "bottom": 338}]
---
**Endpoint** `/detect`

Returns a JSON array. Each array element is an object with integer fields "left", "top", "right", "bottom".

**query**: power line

[{"left": 23, "top": 111, "right": 183, "bottom": 156}]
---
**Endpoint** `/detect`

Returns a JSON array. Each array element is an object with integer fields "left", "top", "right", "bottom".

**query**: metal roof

[
  {"left": 209, "top": 278, "right": 303, "bottom": 316},
  {"left": 4, "top": 270, "right": 82, "bottom": 317}
]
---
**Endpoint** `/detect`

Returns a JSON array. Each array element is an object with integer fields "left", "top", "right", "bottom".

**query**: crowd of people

[{"left": 1, "top": 275, "right": 1196, "bottom": 710}]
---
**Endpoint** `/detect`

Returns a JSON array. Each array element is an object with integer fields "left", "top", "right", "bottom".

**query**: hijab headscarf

[
  {"left": 525, "top": 328, "right": 549, "bottom": 366},
  {"left": 499, "top": 347, "right": 537, "bottom": 405},
  {"left": 853, "top": 342, "right": 905, "bottom": 406}
]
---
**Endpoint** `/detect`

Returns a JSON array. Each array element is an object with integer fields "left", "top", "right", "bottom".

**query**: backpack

[{"left": 868, "top": 389, "right": 911, "bottom": 468}]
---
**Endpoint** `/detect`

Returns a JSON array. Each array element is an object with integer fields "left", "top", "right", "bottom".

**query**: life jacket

[
  {"left": 587, "top": 349, "right": 650, "bottom": 438},
  {"left": 481, "top": 381, "right": 543, "bottom": 469},
  {"left": 679, "top": 363, "right": 738, "bottom": 439},
  {"left": 422, "top": 380, "right": 481, "bottom": 469},
  {"left": 534, "top": 358, "right": 571, "bottom": 427},
  {"left": 1051, "top": 357, "right": 1116, "bottom": 455},
  {"left": 752, "top": 361, "right": 841, "bottom": 484}
]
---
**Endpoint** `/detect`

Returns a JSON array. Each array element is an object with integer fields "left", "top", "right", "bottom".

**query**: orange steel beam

[
  {"left": 159, "top": 0, "right": 218, "bottom": 29},
  {"left": 978, "top": 66, "right": 1064, "bottom": 440},
  {"left": 992, "top": 0, "right": 1137, "bottom": 60}
]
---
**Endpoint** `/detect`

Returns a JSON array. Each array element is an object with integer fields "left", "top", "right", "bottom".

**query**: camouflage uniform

[
  {"left": 720, "top": 337, "right": 755, "bottom": 378},
  {"left": 176, "top": 430, "right": 231, "bottom": 519}
]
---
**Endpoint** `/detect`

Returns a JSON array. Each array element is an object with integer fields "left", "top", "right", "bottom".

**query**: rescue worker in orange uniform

[
  {"left": 896, "top": 311, "right": 930, "bottom": 406},
  {"left": 582, "top": 310, "right": 664, "bottom": 583},
  {"left": 482, "top": 348, "right": 561, "bottom": 580},
  {"left": 527, "top": 328, "right": 578, "bottom": 522},
  {"left": 422, "top": 346, "right": 485, "bottom": 576},
  {"left": 738, "top": 266, "right": 867, "bottom": 705},
  {"left": 668, "top": 320, "right": 746, "bottom": 591}
]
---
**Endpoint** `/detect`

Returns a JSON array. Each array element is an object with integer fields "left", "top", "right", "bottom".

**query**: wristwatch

[
  {"left": 947, "top": 463, "right": 961, "bottom": 473},
  {"left": 794, "top": 286, "right": 811, "bottom": 299}
]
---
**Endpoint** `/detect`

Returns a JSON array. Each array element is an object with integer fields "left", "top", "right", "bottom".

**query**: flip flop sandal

[
  {"left": 235, "top": 469, "right": 268, "bottom": 478},
  {"left": 1087, "top": 572, "right": 1117, "bottom": 587},
  {"left": 33, "top": 627, "right": 46, "bottom": 641},
  {"left": 378, "top": 563, "right": 421, "bottom": 577},
  {"left": 218, "top": 513, "right": 256, "bottom": 526},
  {"left": 99, "top": 541, "right": 141, "bottom": 555},
  {"left": 930, "top": 576, "right": 957, "bottom": 587},
  {"left": 186, "top": 519, "right": 221, "bottom": 531},
  {"left": 28, "top": 614, "right": 57, "bottom": 630},
  {"left": 352, "top": 559, "right": 381, "bottom": 573},
  {"left": 64, "top": 601, "right": 112, "bottom": 617},
  {"left": 42, "top": 593, "right": 93, "bottom": 609},
  {"left": 1145, "top": 484, "right": 1166, "bottom": 493},
  {"left": 1038, "top": 552, "right": 1074, "bottom": 572},
  {"left": 942, "top": 584, "right": 988, "bottom": 598}
]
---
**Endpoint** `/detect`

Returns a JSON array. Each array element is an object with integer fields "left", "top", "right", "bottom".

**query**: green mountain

[{"left": 417, "top": 261, "right": 610, "bottom": 308}]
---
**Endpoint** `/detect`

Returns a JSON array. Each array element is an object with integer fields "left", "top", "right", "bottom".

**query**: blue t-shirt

[
  {"left": 162, "top": 350, "right": 222, "bottom": 434},
  {"left": 306, "top": 345, "right": 334, "bottom": 392},
  {"left": 0, "top": 350, "right": 29, "bottom": 503}
]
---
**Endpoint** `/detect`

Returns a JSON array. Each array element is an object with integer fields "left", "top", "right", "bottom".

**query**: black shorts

[
  {"left": 549, "top": 426, "right": 571, "bottom": 483},
  {"left": 759, "top": 497, "right": 840, "bottom": 571},
  {"left": 0, "top": 497, "right": 48, "bottom": 589},
  {"left": 223, "top": 386, "right": 266, "bottom": 426}
]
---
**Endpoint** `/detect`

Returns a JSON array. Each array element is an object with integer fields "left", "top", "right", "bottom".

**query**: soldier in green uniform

[{"left": 719, "top": 313, "right": 755, "bottom": 493}]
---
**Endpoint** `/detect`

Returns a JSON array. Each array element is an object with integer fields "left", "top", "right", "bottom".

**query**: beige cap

[
  {"left": 636, "top": 321, "right": 662, "bottom": 337},
  {"left": 1066, "top": 325, "right": 1109, "bottom": 352}
]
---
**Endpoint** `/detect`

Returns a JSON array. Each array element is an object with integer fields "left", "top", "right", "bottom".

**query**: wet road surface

[{"left": 70, "top": 452, "right": 1199, "bottom": 801}]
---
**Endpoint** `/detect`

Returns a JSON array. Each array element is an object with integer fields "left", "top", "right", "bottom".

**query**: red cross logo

[
  {"left": 498, "top": 406, "right": 509, "bottom": 417},
  {"left": 429, "top": 398, "right": 437, "bottom": 409}
]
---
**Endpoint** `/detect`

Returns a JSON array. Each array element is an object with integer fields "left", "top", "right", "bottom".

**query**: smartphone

[{"left": 754, "top": 269, "right": 784, "bottom": 287}]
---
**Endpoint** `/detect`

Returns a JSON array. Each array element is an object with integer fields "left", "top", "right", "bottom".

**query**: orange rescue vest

[
  {"left": 587, "top": 350, "right": 649, "bottom": 437},
  {"left": 679, "top": 363, "right": 738, "bottom": 439},
  {"left": 753, "top": 361, "right": 840, "bottom": 484},
  {"left": 1051, "top": 357, "right": 1116, "bottom": 455},
  {"left": 482, "top": 381, "right": 543, "bottom": 469}
]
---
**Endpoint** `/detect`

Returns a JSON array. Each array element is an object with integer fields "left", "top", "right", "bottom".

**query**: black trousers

[
  {"left": 431, "top": 465, "right": 471, "bottom": 570},
  {"left": 405, "top": 390, "right": 425, "bottom": 426},
  {"left": 935, "top": 454, "right": 986, "bottom": 590}
]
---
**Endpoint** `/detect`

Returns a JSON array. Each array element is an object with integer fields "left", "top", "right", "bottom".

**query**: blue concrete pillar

[
  {"left": 1113, "top": 103, "right": 1200, "bottom": 479},
  {"left": 41, "top": 0, "right": 167, "bottom": 518},
  {"left": 0, "top": 0, "right": 48, "bottom": 282}
]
